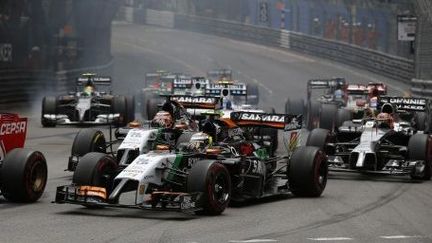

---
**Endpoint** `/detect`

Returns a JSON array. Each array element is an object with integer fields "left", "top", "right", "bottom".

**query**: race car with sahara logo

[{"left": 55, "top": 111, "right": 328, "bottom": 215}]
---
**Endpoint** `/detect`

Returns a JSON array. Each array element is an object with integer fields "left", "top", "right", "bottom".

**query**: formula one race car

[
  {"left": 0, "top": 113, "right": 47, "bottom": 202},
  {"left": 285, "top": 78, "right": 347, "bottom": 129},
  {"left": 207, "top": 69, "right": 259, "bottom": 105},
  {"left": 41, "top": 73, "right": 134, "bottom": 127},
  {"left": 67, "top": 97, "right": 199, "bottom": 171},
  {"left": 55, "top": 111, "right": 327, "bottom": 215},
  {"left": 140, "top": 72, "right": 195, "bottom": 120},
  {"left": 322, "top": 96, "right": 431, "bottom": 180}
]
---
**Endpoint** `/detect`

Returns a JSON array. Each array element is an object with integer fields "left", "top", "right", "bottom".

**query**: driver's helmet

[
  {"left": 376, "top": 112, "right": 394, "bottom": 129},
  {"left": 334, "top": 88, "right": 343, "bottom": 100},
  {"left": 369, "top": 96, "right": 378, "bottom": 109},
  {"left": 151, "top": 111, "right": 174, "bottom": 128},
  {"left": 188, "top": 132, "right": 212, "bottom": 153},
  {"left": 83, "top": 85, "right": 94, "bottom": 96}
]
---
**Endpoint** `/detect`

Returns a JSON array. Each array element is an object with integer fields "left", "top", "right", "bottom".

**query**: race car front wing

[{"left": 55, "top": 185, "right": 203, "bottom": 213}]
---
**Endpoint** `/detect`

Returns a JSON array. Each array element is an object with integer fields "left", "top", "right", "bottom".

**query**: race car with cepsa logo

[
  {"left": 55, "top": 111, "right": 327, "bottom": 215},
  {"left": 320, "top": 96, "right": 432, "bottom": 180},
  {"left": 0, "top": 113, "right": 47, "bottom": 202},
  {"left": 41, "top": 73, "right": 133, "bottom": 127}
]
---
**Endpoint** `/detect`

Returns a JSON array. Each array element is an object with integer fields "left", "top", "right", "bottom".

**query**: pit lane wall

[{"left": 117, "top": 4, "right": 414, "bottom": 84}]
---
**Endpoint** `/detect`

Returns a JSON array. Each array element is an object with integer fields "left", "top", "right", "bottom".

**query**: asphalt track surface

[{"left": 1, "top": 23, "right": 431, "bottom": 243}]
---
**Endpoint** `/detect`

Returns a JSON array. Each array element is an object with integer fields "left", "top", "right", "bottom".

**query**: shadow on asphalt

[
  {"left": 55, "top": 208, "right": 197, "bottom": 221},
  {"left": 328, "top": 172, "right": 425, "bottom": 183}
]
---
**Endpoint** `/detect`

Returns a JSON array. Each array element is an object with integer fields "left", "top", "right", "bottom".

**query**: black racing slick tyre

[
  {"left": 306, "top": 128, "right": 330, "bottom": 150},
  {"left": 71, "top": 129, "right": 106, "bottom": 157},
  {"left": 336, "top": 109, "right": 352, "bottom": 131},
  {"left": 306, "top": 101, "right": 320, "bottom": 130},
  {"left": 414, "top": 112, "right": 427, "bottom": 132},
  {"left": 409, "top": 134, "right": 432, "bottom": 180},
  {"left": 187, "top": 160, "right": 231, "bottom": 215},
  {"left": 285, "top": 98, "right": 304, "bottom": 116},
  {"left": 41, "top": 96, "right": 57, "bottom": 127},
  {"left": 319, "top": 104, "right": 338, "bottom": 131},
  {"left": 289, "top": 146, "right": 327, "bottom": 197},
  {"left": 126, "top": 96, "right": 135, "bottom": 123},
  {"left": 112, "top": 96, "right": 127, "bottom": 127},
  {"left": 247, "top": 83, "right": 259, "bottom": 105},
  {"left": 146, "top": 98, "right": 159, "bottom": 120},
  {"left": 72, "top": 152, "right": 118, "bottom": 208},
  {"left": 1, "top": 148, "right": 47, "bottom": 202}
]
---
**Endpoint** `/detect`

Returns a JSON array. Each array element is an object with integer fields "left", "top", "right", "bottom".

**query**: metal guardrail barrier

[
  {"left": 116, "top": 8, "right": 415, "bottom": 84},
  {"left": 173, "top": 13, "right": 414, "bottom": 83},
  {"left": 411, "top": 79, "right": 432, "bottom": 97}
]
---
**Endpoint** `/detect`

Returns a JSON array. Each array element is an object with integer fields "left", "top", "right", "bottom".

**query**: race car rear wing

[
  {"left": 172, "top": 77, "right": 209, "bottom": 89},
  {"left": 207, "top": 69, "right": 233, "bottom": 80},
  {"left": 378, "top": 96, "right": 428, "bottom": 112},
  {"left": 230, "top": 111, "right": 302, "bottom": 130},
  {"left": 307, "top": 78, "right": 346, "bottom": 90},
  {"left": 76, "top": 77, "right": 112, "bottom": 86},
  {"left": 307, "top": 78, "right": 346, "bottom": 99},
  {"left": 367, "top": 82, "right": 387, "bottom": 95},
  {"left": 205, "top": 83, "right": 247, "bottom": 97},
  {"left": 168, "top": 95, "right": 221, "bottom": 109}
]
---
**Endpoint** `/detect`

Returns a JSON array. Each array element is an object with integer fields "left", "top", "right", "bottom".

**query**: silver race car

[
  {"left": 41, "top": 73, "right": 134, "bottom": 127},
  {"left": 316, "top": 96, "right": 432, "bottom": 180}
]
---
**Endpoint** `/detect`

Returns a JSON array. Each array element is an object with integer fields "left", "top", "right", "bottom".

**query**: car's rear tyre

[
  {"left": 1, "top": 148, "right": 47, "bottom": 202},
  {"left": 126, "top": 96, "right": 135, "bottom": 123},
  {"left": 41, "top": 96, "right": 57, "bottom": 127},
  {"left": 414, "top": 112, "right": 427, "bottom": 131},
  {"left": 306, "top": 101, "right": 320, "bottom": 130},
  {"left": 306, "top": 128, "right": 330, "bottom": 150},
  {"left": 336, "top": 109, "right": 352, "bottom": 130},
  {"left": 70, "top": 129, "right": 106, "bottom": 170},
  {"left": 319, "top": 104, "right": 338, "bottom": 131},
  {"left": 247, "top": 83, "right": 259, "bottom": 105},
  {"left": 146, "top": 97, "right": 159, "bottom": 120},
  {"left": 289, "top": 146, "right": 327, "bottom": 197},
  {"left": 112, "top": 96, "right": 127, "bottom": 127},
  {"left": 187, "top": 160, "right": 231, "bottom": 215},
  {"left": 285, "top": 98, "right": 304, "bottom": 116},
  {"left": 409, "top": 134, "right": 432, "bottom": 180}
]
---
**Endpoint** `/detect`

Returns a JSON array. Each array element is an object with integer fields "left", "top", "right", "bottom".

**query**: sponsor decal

[
  {"left": 171, "top": 96, "right": 216, "bottom": 104},
  {"left": 235, "top": 113, "right": 285, "bottom": 123},
  {"left": 380, "top": 97, "right": 427, "bottom": 111},
  {"left": 0, "top": 121, "right": 26, "bottom": 135}
]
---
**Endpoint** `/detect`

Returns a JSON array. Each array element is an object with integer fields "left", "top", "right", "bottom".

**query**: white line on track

[
  {"left": 229, "top": 239, "right": 278, "bottom": 243},
  {"left": 379, "top": 235, "right": 423, "bottom": 239},
  {"left": 307, "top": 237, "right": 353, "bottom": 241}
]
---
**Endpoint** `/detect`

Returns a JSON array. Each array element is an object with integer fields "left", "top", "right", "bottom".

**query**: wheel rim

[
  {"left": 28, "top": 160, "right": 47, "bottom": 193},
  {"left": 212, "top": 173, "right": 230, "bottom": 204},
  {"left": 315, "top": 151, "right": 327, "bottom": 190},
  {"left": 93, "top": 134, "right": 106, "bottom": 153}
]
